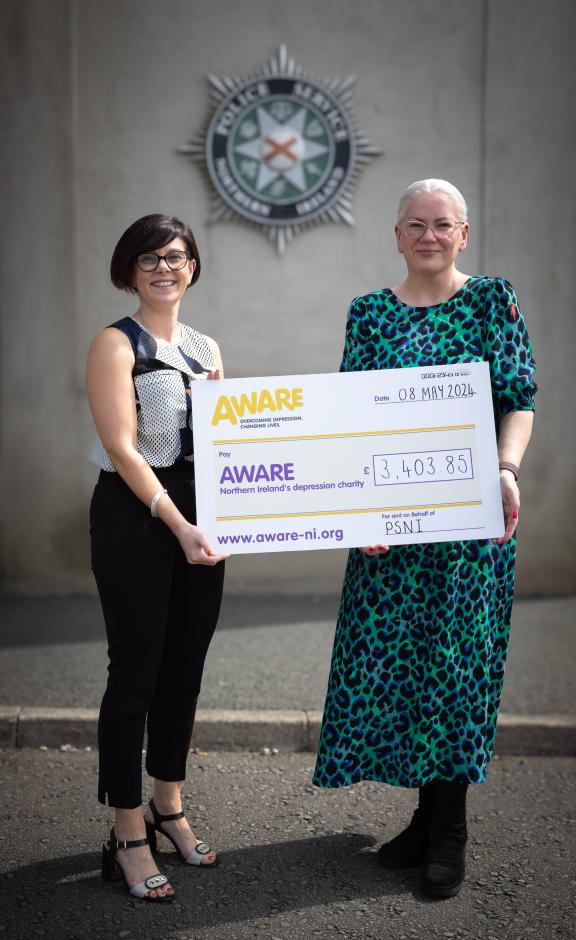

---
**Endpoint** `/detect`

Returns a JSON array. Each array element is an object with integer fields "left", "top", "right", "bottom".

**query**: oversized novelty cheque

[{"left": 191, "top": 362, "right": 504, "bottom": 554}]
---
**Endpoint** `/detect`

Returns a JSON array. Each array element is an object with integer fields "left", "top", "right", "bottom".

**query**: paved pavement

[
  {"left": 0, "top": 594, "right": 575, "bottom": 753},
  {"left": 0, "top": 749, "right": 574, "bottom": 939},
  {"left": 0, "top": 595, "right": 574, "bottom": 938}
]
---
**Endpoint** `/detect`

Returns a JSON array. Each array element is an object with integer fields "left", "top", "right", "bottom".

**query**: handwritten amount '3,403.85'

[{"left": 372, "top": 449, "right": 473, "bottom": 486}]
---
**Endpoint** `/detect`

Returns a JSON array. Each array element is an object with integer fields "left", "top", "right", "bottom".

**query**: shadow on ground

[
  {"left": 0, "top": 594, "right": 340, "bottom": 648},
  {"left": 0, "top": 833, "right": 428, "bottom": 939}
]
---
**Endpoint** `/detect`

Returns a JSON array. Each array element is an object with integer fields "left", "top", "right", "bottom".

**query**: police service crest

[{"left": 178, "top": 46, "right": 381, "bottom": 254}]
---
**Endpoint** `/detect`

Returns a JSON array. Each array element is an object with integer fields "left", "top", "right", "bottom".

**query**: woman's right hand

[
  {"left": 176, "top": 522, "right": 229, "bottom": 565},
  {"left": 359, "top": 545, "right": 390, "bottom": 556}
]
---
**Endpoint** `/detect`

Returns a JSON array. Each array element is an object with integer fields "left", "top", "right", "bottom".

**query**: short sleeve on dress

[{"left": 484, "top": 278, "right": 537, "bottom": 418}]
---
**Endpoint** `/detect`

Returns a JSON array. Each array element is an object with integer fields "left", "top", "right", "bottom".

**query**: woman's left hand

[
  {"left": 493, "top": 470, "right": 520, "bottom": 545},
  {"left": 207, "top": 369, "right": 222, "bottom": 381}
]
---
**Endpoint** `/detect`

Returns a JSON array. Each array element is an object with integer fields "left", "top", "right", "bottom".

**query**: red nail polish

[{"left": 513, "top": 511, "right": 518, "bottom": 518}]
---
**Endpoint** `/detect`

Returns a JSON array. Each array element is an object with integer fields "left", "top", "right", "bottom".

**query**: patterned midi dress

[{"left": 313, "top": 276, "right": 537, "bottom": 789}]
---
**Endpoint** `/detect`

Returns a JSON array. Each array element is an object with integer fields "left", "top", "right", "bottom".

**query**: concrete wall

[
  {"left": 1, "top": 0, "right": 574, "bottom": 593},
  {"left": 482, "top": 0, "right": 576, "bottom": 593},
  {"left": 0, "top": 2, "right": 83, "bottom": 590}
]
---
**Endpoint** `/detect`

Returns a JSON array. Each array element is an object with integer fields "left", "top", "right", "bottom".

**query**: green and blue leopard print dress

[{"left": 313, "top": 276, "right": 537, "bottom": 789}]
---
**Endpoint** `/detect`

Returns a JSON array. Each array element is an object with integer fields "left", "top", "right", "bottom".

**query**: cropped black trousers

[{"left": 90, "top": 462, "right": 224, "bottom": 808}]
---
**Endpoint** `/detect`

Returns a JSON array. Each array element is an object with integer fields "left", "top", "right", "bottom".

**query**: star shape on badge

[
  {"left": 178, "top": 46, "right": 382, "bottom": 254},
  {"left": 233, "top": 106, "right": 329, "bottom": 193}
]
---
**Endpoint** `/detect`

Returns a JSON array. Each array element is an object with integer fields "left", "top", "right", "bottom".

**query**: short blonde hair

[{"left": 398, "top": 179, "right": 468, "bottom": 222}]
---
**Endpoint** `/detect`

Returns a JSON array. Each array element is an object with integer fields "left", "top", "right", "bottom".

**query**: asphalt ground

[
  {"left": 0, "top": 594, "right": 574, "bottom": 715},
  {"left": 0, "top": 749, "right": 574, "bottom": 940}
]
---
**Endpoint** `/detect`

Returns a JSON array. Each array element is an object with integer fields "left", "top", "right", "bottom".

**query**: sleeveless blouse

[{"left": 99, "top": 317, "right": 216, "bottom": 471}]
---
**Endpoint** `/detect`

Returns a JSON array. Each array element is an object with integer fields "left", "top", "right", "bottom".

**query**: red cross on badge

[{"left": 264, "top": 135, "right": 299, "bottom": 164}]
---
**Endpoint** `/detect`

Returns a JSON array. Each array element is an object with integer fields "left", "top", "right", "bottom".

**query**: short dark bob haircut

[{"left": 110, "top": 213, "right": 201, "bottom": 293}]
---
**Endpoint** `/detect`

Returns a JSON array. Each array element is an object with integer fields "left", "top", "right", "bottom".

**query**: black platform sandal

[
  {"left": 145, "top": 798, "right": 218, "bottom": 867},
  {"left": 101, "top": 828, "right": 175, "bottom": 901}
]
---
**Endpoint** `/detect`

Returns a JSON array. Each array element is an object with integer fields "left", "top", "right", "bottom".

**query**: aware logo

[{"left": 212, "top": 387, "right": 304, "bottom": 426}]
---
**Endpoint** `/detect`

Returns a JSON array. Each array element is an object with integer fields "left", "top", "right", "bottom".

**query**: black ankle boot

[
  {"left": 378, "top": 784, "right": 433, "bottom": 869},
  {"left": 422, "top": 781, "right": 468, "bottom": 898}
]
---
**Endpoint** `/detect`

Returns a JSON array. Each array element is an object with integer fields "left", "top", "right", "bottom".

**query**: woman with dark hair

[
  {"left": 87, "top": 214, "right": 228, "bottom": 902},
  {"left": 313, "top": 180, "right": 536, "bottom": 899}
]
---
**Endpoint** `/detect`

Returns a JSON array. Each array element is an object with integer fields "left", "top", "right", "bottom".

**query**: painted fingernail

[{"left": 513, "top": 511, "right": 518, "bottom": 518}]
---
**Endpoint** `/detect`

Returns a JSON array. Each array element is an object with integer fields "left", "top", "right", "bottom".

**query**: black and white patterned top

[{"left": 99, "top": 316, "right": 216, "bottom": 471}]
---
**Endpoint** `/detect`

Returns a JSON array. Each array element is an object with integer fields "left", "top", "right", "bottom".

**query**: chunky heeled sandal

[
  {"left": 145, "top": 798, "right": 218, "bottom": 867},
  {"left": 101, "top": 828, "right": 175, "bottom": 901}
]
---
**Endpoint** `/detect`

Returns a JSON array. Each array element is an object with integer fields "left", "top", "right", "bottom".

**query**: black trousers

[{"left": 90, "top": 462, "right": 224, "bottom": 808}]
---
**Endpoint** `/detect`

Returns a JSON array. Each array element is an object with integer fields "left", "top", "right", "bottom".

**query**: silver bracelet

[{"left": 150, "top": 487, "right": 167, "bottom": 518}]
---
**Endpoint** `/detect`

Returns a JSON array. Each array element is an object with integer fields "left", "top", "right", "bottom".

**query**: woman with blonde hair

[{"left": 313, "top": 180, "right": 536, "bottom": 898}]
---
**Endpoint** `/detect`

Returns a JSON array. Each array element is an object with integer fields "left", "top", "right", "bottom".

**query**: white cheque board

[{"left": 191, "top": 362, "right": 504, "bottom": 554}]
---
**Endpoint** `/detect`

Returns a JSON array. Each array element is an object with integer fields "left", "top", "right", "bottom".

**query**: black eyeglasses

[{"left": 136, "top": 250, "right": 191, "bottom": 272}]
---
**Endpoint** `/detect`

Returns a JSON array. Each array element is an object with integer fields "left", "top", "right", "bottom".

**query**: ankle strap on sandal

[
  {"left": 108, "top": 829, "right": 149, "bottom": 850},
  {"left": 149, "top": 798, "right": 185, "bottom": 823}
]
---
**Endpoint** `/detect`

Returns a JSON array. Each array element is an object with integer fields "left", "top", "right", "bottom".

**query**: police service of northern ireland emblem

[{"left": 178, "top": 46, "right": 381, "bottom": 254}]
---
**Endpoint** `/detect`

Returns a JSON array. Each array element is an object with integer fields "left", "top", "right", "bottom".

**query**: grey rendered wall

[
  {"left": 482, "top": 1, "right": 576, "bottom": 593},
  {"left": 0, "top": 0, "right": 574, "bottom": 593},
  {"left": 0, "top": 2, "right": 84, "bottom": 590}
]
